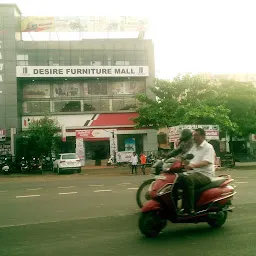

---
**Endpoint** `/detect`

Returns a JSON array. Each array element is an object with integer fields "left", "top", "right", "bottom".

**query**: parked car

[{"left": 53, "top": 153, "right": 81, "bottom": 174}]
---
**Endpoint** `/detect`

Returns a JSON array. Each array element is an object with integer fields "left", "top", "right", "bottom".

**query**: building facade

[{"left": 0, "top": 4, "right": 157, "bottom": 163}]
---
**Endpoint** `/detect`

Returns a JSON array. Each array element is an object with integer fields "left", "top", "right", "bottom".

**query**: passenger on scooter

[
  {"left": 166, "top": 129, "right": 194, "bottom": 159},
  {"left": 179, "top": 128, "right": 215, "bottom": 216}
]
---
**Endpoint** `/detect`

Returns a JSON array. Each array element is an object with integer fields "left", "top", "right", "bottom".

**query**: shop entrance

[{"left": 84, "top": 140, "right": 110, "bottom": 160}]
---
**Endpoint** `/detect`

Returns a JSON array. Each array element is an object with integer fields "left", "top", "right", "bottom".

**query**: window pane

[
  {"left": 54, "top": 101, "right": 81, "bottom": 112},
  {"left": 88, "top": 82, "right": 107, "bottom": 95},
  {"left": 100, "top": 98, "right": 110, "bottom": 111},
  {"left": 121, "top": 97, "right": 136, "bottom": 110},
  {"left": 83, "top": 99, "right": 95, "bottom": 111},
  {"left": 23, "top": 101, "right": 50, "bottom": 114}
]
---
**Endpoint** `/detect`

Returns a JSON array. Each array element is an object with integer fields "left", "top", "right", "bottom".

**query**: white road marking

[
  {"left": 127, "top": 188, "right": 138, "bottom": 190},
  {"left": 26, "top": 188, "right": 42, "bottom": 191},
  {"left": 118, "top": 183, "right": 132, "bottom": 185},
  {"left": 235, "top": 177, "right": 248, "bottom": 179},
  {"left": 94, "top": 189, "right": 112, "bottom": 193},
  {"left": 57, "top": 186, "right": 75, "bottom": 189},
  {"left": 89, "top": 185, "right": 104, "bottom": 187},
  {"left": 16, "top": 195, "right": 41, "bottom": 198},
  {"left": 58, "top": 192, "right": 78, "bottom": 195},
  {"left": 0, "top": 190, "right": 8, "bottom": 193},
  {"left": 235, "top": 181, "right": 249, "bottom": 184}
]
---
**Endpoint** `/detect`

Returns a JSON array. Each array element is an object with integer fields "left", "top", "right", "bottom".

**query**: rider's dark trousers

[{"left": 178, "top": 172, "right": 211, "bottom": 212}]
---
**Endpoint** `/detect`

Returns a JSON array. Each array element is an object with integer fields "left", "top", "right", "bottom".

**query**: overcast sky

[{"left": 1, "top": 0, "right": 256, "bottom": 78}]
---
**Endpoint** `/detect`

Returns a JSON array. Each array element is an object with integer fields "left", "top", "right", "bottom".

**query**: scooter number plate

[{"left": 155, "top": 175, "right": 166, "bottom": 180}]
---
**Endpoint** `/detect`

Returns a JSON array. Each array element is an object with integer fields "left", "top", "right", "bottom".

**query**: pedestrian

[
  {"left": 140, "top": 152, "right": 147, "bottom": 175},
  {"left": 130, "top": 152, "right": 138, "bottom": 175}
]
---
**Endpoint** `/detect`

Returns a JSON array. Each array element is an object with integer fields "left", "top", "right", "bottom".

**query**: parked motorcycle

[
  {"left": 42, "top": 156, "right": 53, "bottom": 171},
  {"left": 0, "top": 157, "right": 10, "bottom": 175},
  {"left": 20, "top": 157, "right": 29, "bottom": 173},
  {"left": 138, "top": 154, "right": 236, "bottom": 238},
  {"left": 136, "top": 158, "right": 165, "bottom": 208},
  {"left": 107, "top": 155, "right": 115, "bottom": 166},
  {"left": 29, "top": 157, "right": 42, "bottom": 174}
]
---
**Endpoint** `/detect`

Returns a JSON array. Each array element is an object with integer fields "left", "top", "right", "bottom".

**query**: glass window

[
  {"left": 23, "top": 101, "right": 50, "bottom": 114},
  {"left": 121, "top": 97, "right": 137, "bottom": 110},
  {"left": 112, "top": 98, "right": 124, "bottom": 111},
  {"left": 90, "top": 61, "right": 102, "bottom": 66},
  {"left": 23, "top": 83, "right": 50, "bottom": 99},
  {"left": 83, "top": 99, "right": 96, "bottom": 111},
  {"left": 91, "top": 99, "right": 101, "bottom": 111},
  {"left": 54, "top": 101, "right": 81, "bottom": 112},
  {"left": 53, "top": 82, "right": 81, "bottom": 98},
  {"left": 115, "top": 61, "right": 129, "bottom": 66},
  {"left": 62, "top": 153, "right": 78, "bottom": 160},
  {"left": 100, "top": 98, "right": 110, "bottom": 111},
  {"left": 88, "top": 82, "right": 108, "bottom": 95}
]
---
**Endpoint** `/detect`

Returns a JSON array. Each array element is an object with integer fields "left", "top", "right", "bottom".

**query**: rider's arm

[{"left": 166, "top": 144, "right": 182, "bottom": 158}]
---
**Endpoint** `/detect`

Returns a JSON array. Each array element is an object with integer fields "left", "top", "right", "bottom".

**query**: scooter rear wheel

[
  {"left": 139, "top": 211, "right": 166, "bottom": 238},
  {"left": 207, "top": 211, "right": 227, "bottom": 228}
]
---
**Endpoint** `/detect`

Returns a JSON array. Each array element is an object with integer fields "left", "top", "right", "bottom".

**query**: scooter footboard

[{"left": 141, "top": 200, "right": 161, "bottom": 213}]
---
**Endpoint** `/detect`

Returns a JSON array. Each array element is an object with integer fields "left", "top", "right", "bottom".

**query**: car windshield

[{"left": 62, "top": 154, "right": 77, "bottom": 160}]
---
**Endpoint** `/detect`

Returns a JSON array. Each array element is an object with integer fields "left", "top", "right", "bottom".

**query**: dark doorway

[{"left": 84, "top": 140, "right": 110, "bottom": 160}]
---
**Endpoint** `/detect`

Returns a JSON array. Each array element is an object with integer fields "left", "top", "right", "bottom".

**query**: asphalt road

[{"left": 0, "top": 169, "right": 255, "bottom": 256}]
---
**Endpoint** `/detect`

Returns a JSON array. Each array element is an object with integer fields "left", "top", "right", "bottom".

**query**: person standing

[
  {"left": 130, "top": 152, "right": 138, "bottom": 175},
  {"left": 140, "top": 152, "right": 147, "bottom": 175}
]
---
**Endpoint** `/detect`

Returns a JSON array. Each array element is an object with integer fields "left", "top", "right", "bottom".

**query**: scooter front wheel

[
  {"left": 207, "top": 211, "right": 227, "bottom": 228},
  {"left": 136, "top": 179, "right": 155, "bottom": 208},
  {"left": 139, "top": 211, "right": 167, "bottom": 238}
]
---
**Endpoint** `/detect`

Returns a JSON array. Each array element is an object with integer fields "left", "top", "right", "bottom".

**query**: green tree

[
  {"left": 134, "top": 75, "right": 234, "bottom": 131},
  {"left": 25, "top": 116, "right": 60, "bottom": 159},
  {"left": 219, "top": 79, "right": 256, "bottom": 137}
]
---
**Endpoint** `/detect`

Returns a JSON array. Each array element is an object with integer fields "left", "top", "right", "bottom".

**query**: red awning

[{"left": 90, "top": 113, "right": 138, "bottom": 127}]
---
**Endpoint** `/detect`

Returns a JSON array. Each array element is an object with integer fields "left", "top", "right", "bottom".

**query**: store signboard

[
  {"left": 17, "top": 66, "right": 149, "bottom": 78},
  {"left": 169, "top": 125, "right": 219, "bottom": 143},
  {"left": 76, "top": 129, "right": 111, "bottom": 139}
]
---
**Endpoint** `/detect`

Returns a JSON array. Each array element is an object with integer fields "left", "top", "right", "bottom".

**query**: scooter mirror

[{"left": 185, "top": 154, "right": 194, "bottom": 160}]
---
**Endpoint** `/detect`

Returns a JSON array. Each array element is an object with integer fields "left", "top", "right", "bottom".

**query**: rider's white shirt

[{"left": 188, "top": 140, "right": 215, "bottom": 178}]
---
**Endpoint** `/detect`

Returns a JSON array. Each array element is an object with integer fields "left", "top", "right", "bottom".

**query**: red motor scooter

[{"left": 138, "top": 154, "right": 236, "bottom": 238}]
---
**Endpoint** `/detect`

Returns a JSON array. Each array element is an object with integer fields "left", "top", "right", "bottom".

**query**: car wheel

[{"left": 77, "top": 167, "right": 81, "bottom": 173}]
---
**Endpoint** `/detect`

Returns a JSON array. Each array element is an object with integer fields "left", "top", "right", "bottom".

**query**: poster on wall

[
  {"left": 125, "top": 138, "right": 136, "bottom": 151},
  {"left": 53, "top": 83, "right": 81, "bottom": 97},
  {"left": 23, "top": 83, "right": 50, "bottom": 99}
]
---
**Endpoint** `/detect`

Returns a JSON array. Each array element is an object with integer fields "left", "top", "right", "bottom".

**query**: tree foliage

[
  {"left": 134, "top": 74, "right": 256, "bottom": 137},
  {"left": 24, "top": 116, "right": 60, "bottom": 158}
]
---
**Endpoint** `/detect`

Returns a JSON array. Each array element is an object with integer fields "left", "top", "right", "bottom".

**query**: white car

[{"left": 53, "top": 153, "right": 82, "bottom": 174}]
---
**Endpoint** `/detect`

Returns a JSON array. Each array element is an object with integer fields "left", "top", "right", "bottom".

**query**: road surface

[{"left": 0, "top": 170, "right": 255, "bottom": 256}]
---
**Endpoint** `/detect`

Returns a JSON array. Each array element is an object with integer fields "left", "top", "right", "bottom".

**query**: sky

[{"left": 1, "top": 0, "right": 256, "bottom": 79}]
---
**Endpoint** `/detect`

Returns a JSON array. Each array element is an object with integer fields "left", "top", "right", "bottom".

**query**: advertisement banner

[
  {"left": 169, "top": 125, "right": 220, "bottom": 142},
  {"left": 116, "top": 151, "right": 133, "bottom": 163},
  {"left": 23, "top": 83, "right": 50, "bottom": 99},
  {"left": 76, "top": 129, "right": 111, "bottom": 139},
  {"left": 16, "top": 66, "right": 149, "bottom": 78},
  {"left": 21, "top": 16, "right": 147, "bottom": 33}
]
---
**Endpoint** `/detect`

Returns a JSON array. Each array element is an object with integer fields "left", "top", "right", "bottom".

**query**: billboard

[
  {"left": 21, "top": 16, "right": 147, "bottom": 33},
  {"left": 169, "top": 125, "right": 220, "bottom": 143},
  {"left": 16, "top": 66, "right": 149, "bottom": 78}
]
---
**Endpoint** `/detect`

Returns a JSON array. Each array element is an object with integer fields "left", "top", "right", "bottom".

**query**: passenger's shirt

[{"left": 188, "top": 140, "right": 215, "bottom": 178}]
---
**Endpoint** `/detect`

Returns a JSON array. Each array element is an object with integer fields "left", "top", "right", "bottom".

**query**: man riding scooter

[{"left": 179, "top": 128, "right": 215, "bottom": 216}]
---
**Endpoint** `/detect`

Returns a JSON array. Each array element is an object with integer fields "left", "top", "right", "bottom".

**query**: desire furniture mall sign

[{"left": 16, "top": 66, "right": 149, "bottom": 78}]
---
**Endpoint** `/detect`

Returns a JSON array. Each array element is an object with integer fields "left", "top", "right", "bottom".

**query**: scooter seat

[{"left": 197, "top": 177, "right": 227, "bottom": 194}]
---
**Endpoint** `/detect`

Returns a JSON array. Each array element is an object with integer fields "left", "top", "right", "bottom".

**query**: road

[{"left": 0, "top": 169, "right": 255, "bottom": 256}]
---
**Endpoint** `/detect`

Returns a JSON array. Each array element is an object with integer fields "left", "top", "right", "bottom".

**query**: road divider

[{"left": 16, "top": 195, "right": 41, "bottom": 198}]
